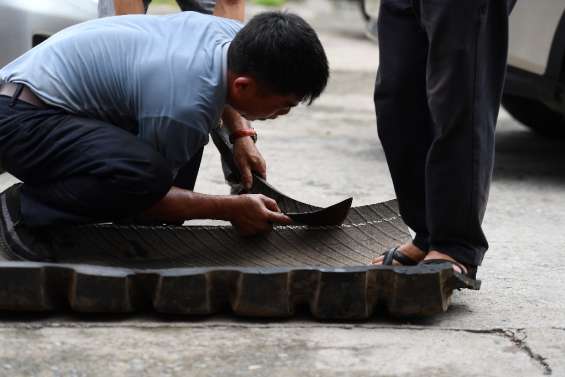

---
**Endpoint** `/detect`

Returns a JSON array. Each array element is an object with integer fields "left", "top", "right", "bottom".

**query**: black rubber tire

[{"left": 501, "top": 94, "right": 565, "bottom": 138}]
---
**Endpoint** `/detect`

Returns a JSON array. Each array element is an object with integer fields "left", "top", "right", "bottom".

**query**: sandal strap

[
  {"left": 381, "top": 247, "right": 395, "bottom": 265},
  {"left": 393, "top": 248, "right": 419, "bottom": 266},
  {"left": 381, "top": 246, "right": 418, "bottom": 266}
]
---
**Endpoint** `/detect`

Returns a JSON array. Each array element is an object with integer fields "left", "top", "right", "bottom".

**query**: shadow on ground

[{"left": 494, "top": 123, "right": 565, "bottom": 186}]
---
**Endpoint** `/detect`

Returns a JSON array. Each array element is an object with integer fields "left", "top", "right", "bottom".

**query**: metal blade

[{"left": 286, "top": 197, "right": 353, "bottom": 226}]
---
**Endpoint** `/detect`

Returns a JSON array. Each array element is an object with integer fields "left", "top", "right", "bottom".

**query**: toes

[
  {"left": 452, "top": 264, "right": 467, "bottom": 275},
  {"left": 371, "top": 254, "right": 388, "bottom": 265},
  {"left": 371, "top": 257, "right": 383, "bottom": 265}
]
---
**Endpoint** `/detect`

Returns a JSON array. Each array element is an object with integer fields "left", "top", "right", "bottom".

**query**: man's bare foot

[
  {"left": 423, "top": 250, "right": 467, "bottom": 274},
  {"left": 371, "top": 243, "right": 426, "bottom": 266}
]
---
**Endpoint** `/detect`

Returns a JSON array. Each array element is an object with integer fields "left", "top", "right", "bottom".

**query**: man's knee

[
  {"left": 19, "top": 150, "right": 174, "bottom": 225},
  {"left": 105, "top": 147, "right": 174, "bottom": 210}
]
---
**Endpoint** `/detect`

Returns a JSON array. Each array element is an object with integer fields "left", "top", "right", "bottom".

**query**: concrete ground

[{"left": 1, "top": 1, "right": 565, "bottom": 376}]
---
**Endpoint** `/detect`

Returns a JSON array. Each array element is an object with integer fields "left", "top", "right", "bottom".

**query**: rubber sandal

[
  {"left": 379, "top": 246, "right": 420, "bottom": 266},
  {"left": 419, "top": 259, "right": 477, "bottom": 280}
]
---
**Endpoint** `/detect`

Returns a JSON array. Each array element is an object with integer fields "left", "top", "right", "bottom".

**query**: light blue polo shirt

[{"left": 0, "top": 12, "right": 242, "bottom": 173}]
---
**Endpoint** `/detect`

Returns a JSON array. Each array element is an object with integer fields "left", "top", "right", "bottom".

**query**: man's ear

[{"left": 232, "top": 76, "right": 256, "bottom": 98}]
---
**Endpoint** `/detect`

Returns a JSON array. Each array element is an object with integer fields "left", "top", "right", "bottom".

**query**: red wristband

[{"left": 229, "top": 128, "right": 257, "bottom": 144}]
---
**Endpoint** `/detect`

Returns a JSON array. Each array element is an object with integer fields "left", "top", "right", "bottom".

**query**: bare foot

[
  {"left": 424, "top": 250, "right": 468, "bottom": 274},
  {"left": 371, "top": 243, "right": 426, "bottom": 265}
]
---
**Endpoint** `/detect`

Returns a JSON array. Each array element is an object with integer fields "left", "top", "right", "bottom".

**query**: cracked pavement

[{"left": 0, "top": 0, "right": 564, "bottom": 375}]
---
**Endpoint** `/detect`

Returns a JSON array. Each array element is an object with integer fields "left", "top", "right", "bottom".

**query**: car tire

[{"left": 501, "top": 94, "right": 565, "bottom": 138}]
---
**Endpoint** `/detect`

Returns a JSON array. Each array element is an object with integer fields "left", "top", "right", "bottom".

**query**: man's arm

[
  {"left": 98, "top": 0, "right": 145, "bottom": 17},
  {"left": 143, "top": 187, "right": 291, "bottom": 235},
  {"left": 221, "top": 105, "right": 267, "bottom": 190},
  {"left": 137, "top": 116, "right": 288, "bottom": 234}
]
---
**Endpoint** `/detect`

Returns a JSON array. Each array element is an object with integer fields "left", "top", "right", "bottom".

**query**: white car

[
  {"left": 361, "top": 0, "right": 565, "bottom": 137},
  {"left": 503, "top": 1, "right": 565, "bottom": 137},
  {"left": 0, "top": 0, "right": 97, "bottom": 69}
]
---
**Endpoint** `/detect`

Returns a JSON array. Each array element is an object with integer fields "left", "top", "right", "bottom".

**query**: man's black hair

[{"left": 228, "top": 12, "right": 329, "bottom": 104}]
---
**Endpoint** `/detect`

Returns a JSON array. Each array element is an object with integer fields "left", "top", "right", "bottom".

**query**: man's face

[
  {"left": 227, "top": 75, "right": 300, "bottom": 121},
  {"left": 237, "top": 93, "right": 300, "bottom": 121}
]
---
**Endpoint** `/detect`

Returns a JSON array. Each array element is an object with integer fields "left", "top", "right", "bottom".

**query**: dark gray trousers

[
  {"left": 374, "top": 0, "right": 516, "bottom": 266},
  {"left": 0, "top": 95, "right": 203, "bottom": 227}
]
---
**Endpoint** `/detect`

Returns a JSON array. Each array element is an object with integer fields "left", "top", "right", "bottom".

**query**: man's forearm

[
  {"left": 221, "top": 105, "right": 251, "bottom": 133},
  {"left": 142, "top": 186, "right": 292, "bottom": 235},
  {"left": 143, "top": 186, "right": 237, "bottom": 223},
  {"left": 220, "top": 105, "right": 266, "bottom": 186}
]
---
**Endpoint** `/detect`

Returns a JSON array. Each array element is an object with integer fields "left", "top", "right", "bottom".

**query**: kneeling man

[{"left": 0, "top": 11, "right": 329, "bottom": 260}]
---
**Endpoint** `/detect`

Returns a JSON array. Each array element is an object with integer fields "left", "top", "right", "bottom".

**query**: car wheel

[{"left": 501, "top": 94, "right": 565, "bottom": 138}]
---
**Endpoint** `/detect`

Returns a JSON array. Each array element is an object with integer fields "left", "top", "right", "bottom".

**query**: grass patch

[{"left": 151, "top": 0, "right": 177, "bottom": 5}]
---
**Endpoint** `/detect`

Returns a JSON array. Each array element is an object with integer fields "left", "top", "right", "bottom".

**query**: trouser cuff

[
  {"left": 429, "top": 243, "right": 485, "bottom": 267},
  {"left": 412, "top": 233, "right": 430, "bottom": 253}
]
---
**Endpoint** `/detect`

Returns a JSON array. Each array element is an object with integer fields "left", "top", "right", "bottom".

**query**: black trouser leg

[
  {"left": 173, "top": 147, "right": 203, "bottom": 191},
  {"left": 0, "top": 98, "right": 173, "bottom": 227},
  {"left": 375, "top": 0, "right": 515, "bottom": 266},
  {"left": 175, "top": 0, "right": 212, "bottom": 13},
  {"left": 374, "top": 0, "right": 433, "bottom": 252},
  {"left": 418, "top": 0, "right": 515, "bottom": 266},
  {"left": 143, "top": 0, "right": 214, "bottom": 14}
]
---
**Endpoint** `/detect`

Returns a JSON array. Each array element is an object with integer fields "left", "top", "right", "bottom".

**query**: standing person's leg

[
  {"left": 372, "top": 0, "right": 432, "bottom": 265},
  {"left": 177, "top": 0, "right": 245, "bottom": 19},
  {"left": 212, "top": 0, "right": 244, "bottom": 21},
  {"left": 176, "top": 0, "right": 215, "bottom": 14},
  {"left": 418, "top": 0, "right": 516, "bottom": 273},
  {"left": 114, "top": 0, "right": 146, "bottom": 14},
  {"left": 97, "top": 0, "right": 146, "bottom": 17}
]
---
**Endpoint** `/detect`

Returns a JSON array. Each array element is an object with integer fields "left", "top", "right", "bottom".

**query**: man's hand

[
  {"left": 233, "top": 137, "right": 266, "bottom": 190},
  {"left": 221, "top": 105, "right": 266, "bottom": 190},
  {"left": 143, "top": 188, "right": 291, "bottom": 233},
  {"left": 228, "top": 194, "right": 292, "bottom": 236}
]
